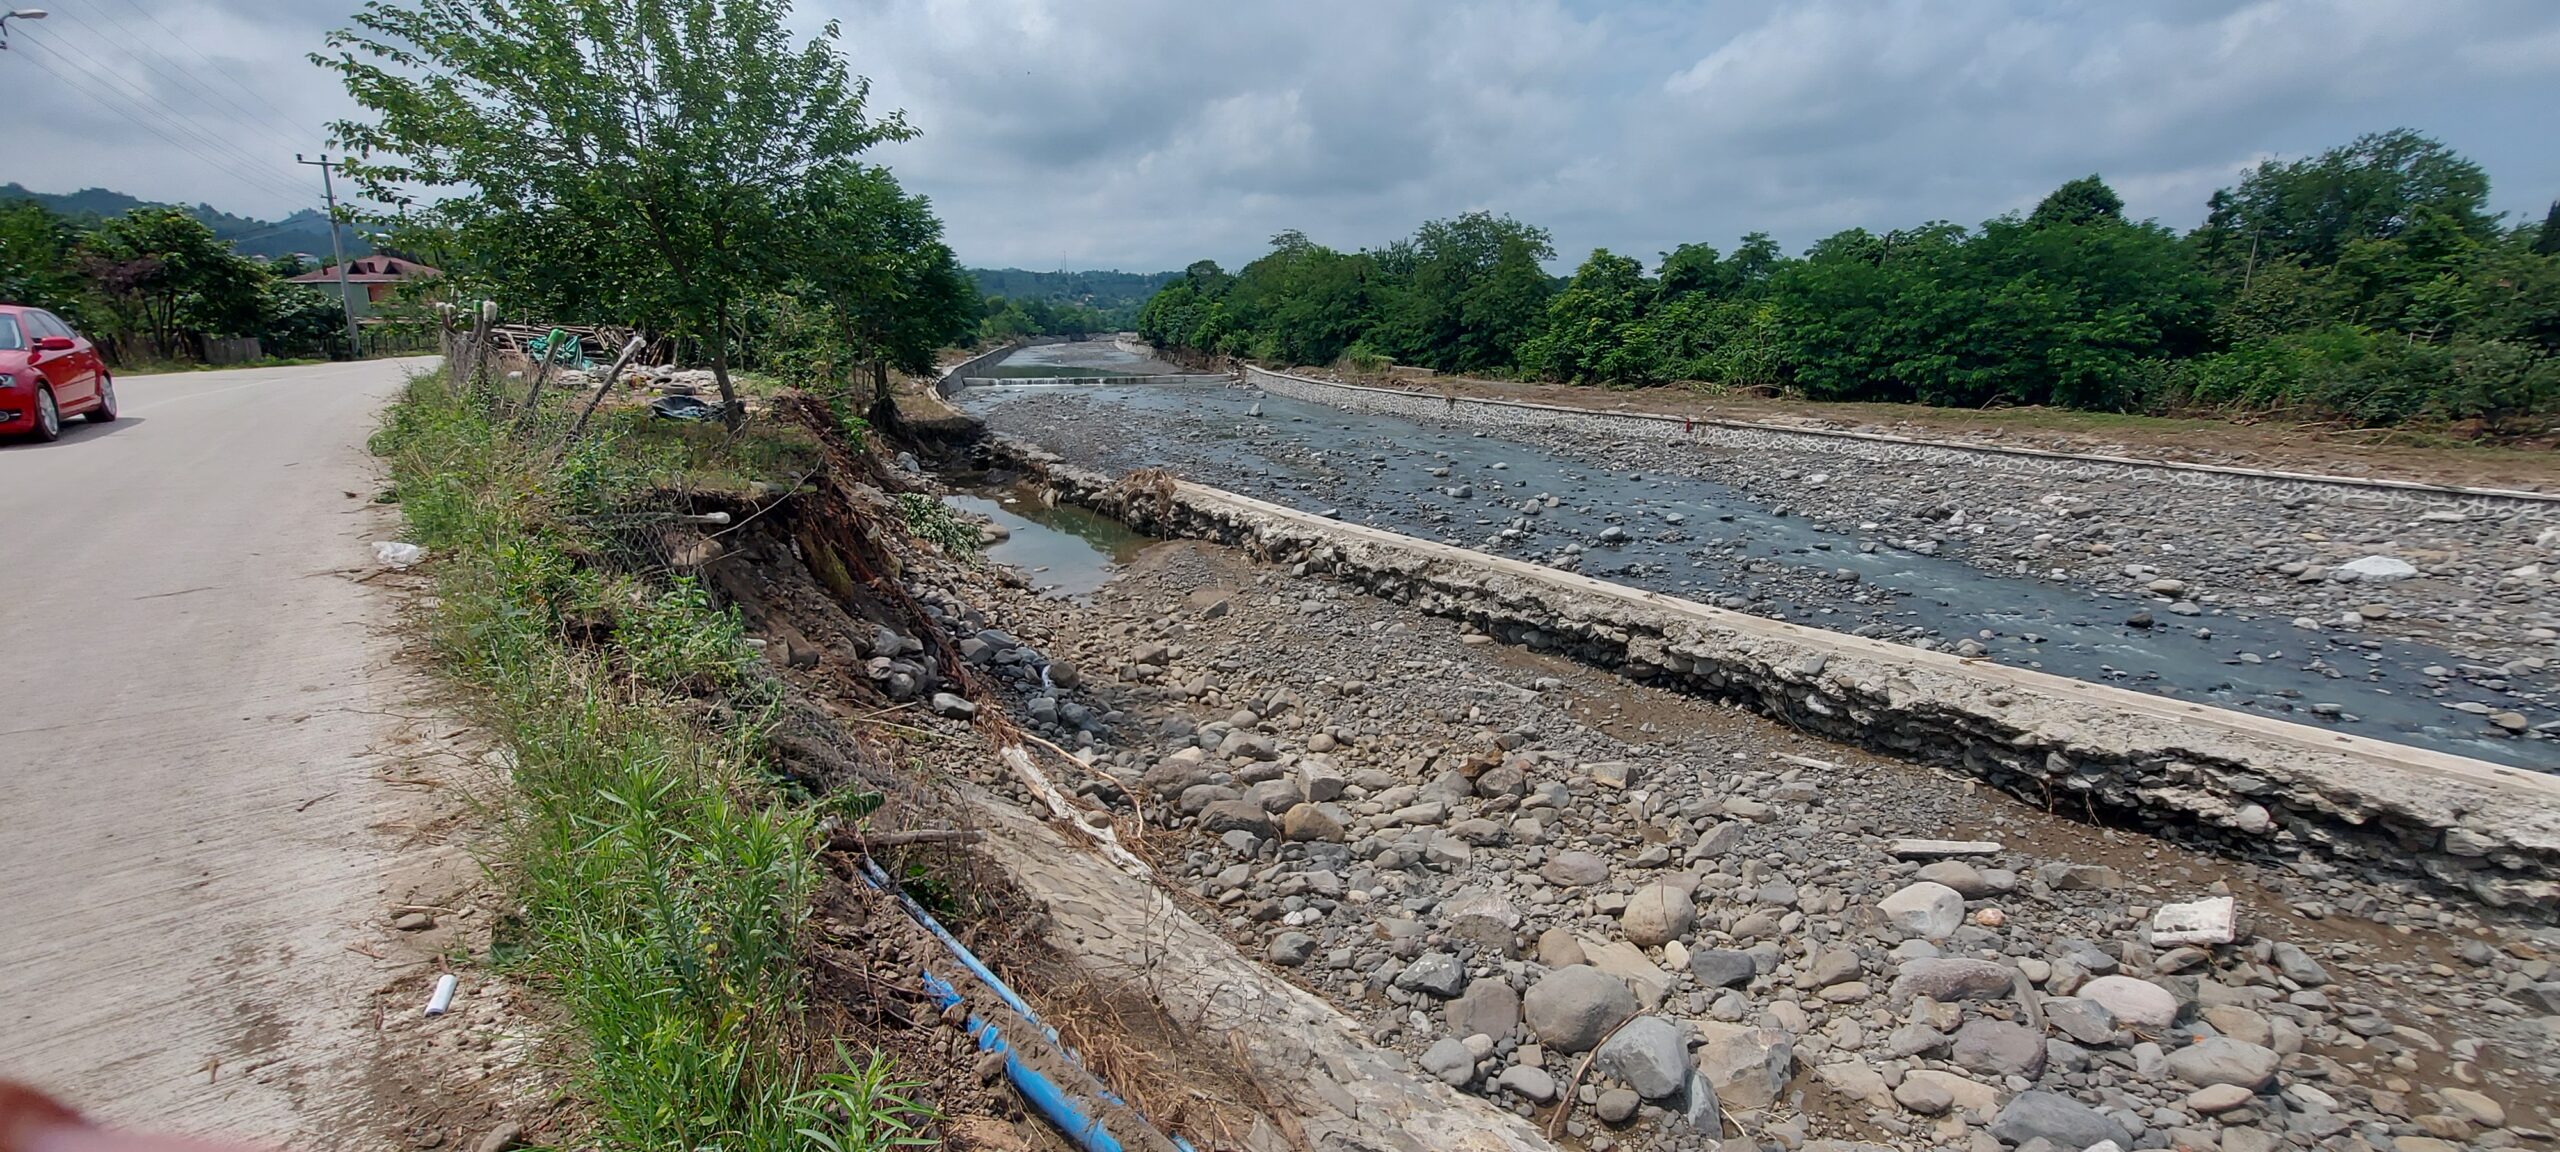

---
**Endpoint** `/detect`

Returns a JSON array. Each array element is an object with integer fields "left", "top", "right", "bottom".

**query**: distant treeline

[
  {"left": 2, "top": 183, "right": 371, "bottom": 262},
  {"left": 970, "top": 266, "right": 1177, "bottom": 339},
  {"left": 1136, "top": 130, "right": 2560, "bottom": 429}
]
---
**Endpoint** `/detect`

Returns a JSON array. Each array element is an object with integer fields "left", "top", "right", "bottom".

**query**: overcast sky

[{"left": 6, "top": 0, "right": 2558, "bottom": 272}]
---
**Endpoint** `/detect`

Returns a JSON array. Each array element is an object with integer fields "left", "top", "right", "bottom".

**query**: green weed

[
  {"left": 372, "top": 374, "right": 931, "bottom": 1150},
  {"left": 895, "top": 492, "right": 981, "bottom": 557},
  {"left": 618, "top": 578, "right": 764, "bottom": 696}
]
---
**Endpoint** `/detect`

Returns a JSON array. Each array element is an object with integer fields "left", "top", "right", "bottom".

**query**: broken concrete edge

[
  {"left": 958, "top": 780, "right": 1563, "bottom": 1152},
  {"left": 982, "top": 436, "right": 2560, "bottom": 918},
  {"left": 1242, "top": 365, "right": 2560, "bottom": 514}
]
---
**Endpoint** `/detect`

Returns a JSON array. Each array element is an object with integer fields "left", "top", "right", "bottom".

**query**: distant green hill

[
  {"left": 968, "top": 267, "right": 1178, "bottom": 312},
  {"left": 0, "top": 183, "right": 372, "bottom": 262}
]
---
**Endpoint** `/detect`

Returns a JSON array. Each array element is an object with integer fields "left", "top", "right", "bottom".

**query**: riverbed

[{"left": 953, "top": 353, "right": 2554, "bottom": 770}]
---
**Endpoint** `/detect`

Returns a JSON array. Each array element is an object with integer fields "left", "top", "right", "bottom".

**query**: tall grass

[{"left": 372, "top": 378, "right": 930, "bottom": 1151}]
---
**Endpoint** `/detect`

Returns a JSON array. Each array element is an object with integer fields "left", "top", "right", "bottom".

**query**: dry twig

[{"left": 1547, "top": 1013, "right": 1641, "bottom": 1141}]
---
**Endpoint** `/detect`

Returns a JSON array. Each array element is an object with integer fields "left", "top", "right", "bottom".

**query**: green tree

[
  {"left": 1723, "top": 232, "right": 1786, "bottom": 290},
  {"left": 788, "top": 165, "right": 978, "bottom": 418},
  {"left": 81, "top": 208, "right": 269, "bottom": 360},
  {"left": 1136, "top": 261, "right": 1234, "bottom": 352},
  {"left": 1655, "top": 233, "right": 1787, "bottom": 304},
  {"left": 0, "top": 199, "right": 90, "bottom": 323},
  {"left": 1381, "top": 212, "right": 1556, "bottom": 372},
  {"left": 1653, "top": 241, "right": 1723, "bottom": 301},
  {"left": 1521, "top": 248, "right": 1656, "bottom": 384},
  {"left": 1769, "top": 225, "right": 1946, "bottom": 403},
  {"left": 1215, "top": 231, "right": 1380, "bottom": 366},
  {"left": 259, "top": 282, "right": 350, "bottom": 359},
  {"left": 1644, "top": 293, "right": 1789, "bottom": 387},
  {"left": 1127, "top": 128, "right": 2555, "bottom": 429},
  {"left": 2029, "top": 175, "right": 2126, "bottom": 228},
  {"left": 319, "top": 0, "right": 914, "bottom": 422},
  {"left": 1764, "top": 203, "right": 2209, "bottom": 411},
  {"left": 1911, "top": 212, "right": 2212, "bottom": 408},
  {"left": 2197, "top": 129, "right": 2496, "bottom": 272}
]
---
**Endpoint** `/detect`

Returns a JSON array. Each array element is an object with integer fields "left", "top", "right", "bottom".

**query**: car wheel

[
  {"left": 32, "top": 386, "right": 61, "bottom": 442},
  {"left": 87, "top": 375, "right": 118, "bottom": 422}
]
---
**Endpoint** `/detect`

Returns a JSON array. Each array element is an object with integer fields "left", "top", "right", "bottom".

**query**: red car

[{"left": 0, "top": 304, "right": 117, "bottom": 442}]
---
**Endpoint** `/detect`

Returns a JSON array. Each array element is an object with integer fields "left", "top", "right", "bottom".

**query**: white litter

[
  {"left": 373, "top": 541, "right": 426, "bottom": 569},
  {"left": 2151, "top": 896, "right": 2238, "bottom": 946},
  {"left": 425, "top": 972, "right": 458, "bottom": 1016}
]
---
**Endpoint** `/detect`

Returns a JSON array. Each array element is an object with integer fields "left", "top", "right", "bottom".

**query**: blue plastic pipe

[
  {"left": 922, "top": 970, "right": 1149, "bottom": 1152},
  {"left": 862, "top": 858, "right": 1043, "bottom": 1026},
  {"left": 857, "top": 857, "right": 1200, "bottom": 1152}
]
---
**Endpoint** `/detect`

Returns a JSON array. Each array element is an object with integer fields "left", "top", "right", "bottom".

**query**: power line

[
  {"left": 58, "top": 4, "right": 308, "bottom": 153},
  {"left": 8, "top": 34, "right": 320, "bottom": 211},
  {"left": 13, "top": 28, "right": 317, "bottom": 209},
  {"left": 103, "top": 0, "right": 305, "bottom": 128},
  {"left": 21, "top": 22, "right": 311, "bottom": 189}
]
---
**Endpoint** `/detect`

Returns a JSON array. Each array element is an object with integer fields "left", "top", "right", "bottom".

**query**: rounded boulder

[
  {"left": 1877, "top": 880, "right": 1965, "bottom": 940},
  {"left": 2080, "top": 975, "right": 2180, "bottom": 1030},
  {"left": 1524, "top": 964, "right": 1638, "bottom": 1053},
  {"left": 1620, "top": 882, "right": 1696, "bottom": 947}
]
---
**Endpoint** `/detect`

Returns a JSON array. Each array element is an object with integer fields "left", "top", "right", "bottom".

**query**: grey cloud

[
  {"left": 859, "top": 0, "right": 2560, "bottom": 269},
  {"left": 9, "top": 0, "right": 2556, "bottom": 275},
  {"left": 8, "top": 1, "right": 367, "bottom": 214}
]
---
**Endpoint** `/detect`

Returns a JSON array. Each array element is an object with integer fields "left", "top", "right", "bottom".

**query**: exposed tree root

[{"left": 776, "top": 391, "right": 1153, "bottom": 878}]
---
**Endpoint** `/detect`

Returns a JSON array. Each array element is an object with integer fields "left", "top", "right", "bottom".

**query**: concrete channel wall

[
  {"left": 997, "top": 442, "right": 2560, "bottom": 916},
  {"left": 932, "top": 339, "right": 1050, "bottom": 399},
  {"left": 1243, "top": 366, "right": 2560, "bottom": 519}
]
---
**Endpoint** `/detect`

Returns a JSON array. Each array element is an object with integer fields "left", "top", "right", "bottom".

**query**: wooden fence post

[
  {"left": 464, "top": 300, "right": 498, "bottom": 401},
  {"left": 565, "top": 335, "right": 648, "bottom": 443},
  {"left": 515, "top": 329, "right": 566, "bottom": 427}
]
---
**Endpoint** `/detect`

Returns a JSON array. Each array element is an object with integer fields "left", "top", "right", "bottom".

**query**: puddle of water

[{"left": 944, "top": 480, "right": 1156, "bottom": 599}]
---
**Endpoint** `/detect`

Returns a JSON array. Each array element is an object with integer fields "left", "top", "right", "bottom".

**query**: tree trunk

[
  {"left": 708, "top": 300, "right": 744, "bottom": 429},
  {"left": 864, "top": 359, "right": 906, "bottom": 437}
]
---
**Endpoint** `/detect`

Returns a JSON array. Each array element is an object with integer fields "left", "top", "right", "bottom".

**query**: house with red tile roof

[{"left": 288, "top": 255, "right": 441, "bottom": 320}]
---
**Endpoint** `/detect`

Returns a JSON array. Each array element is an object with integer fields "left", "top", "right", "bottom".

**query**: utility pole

[{"left": 295, "top": 153, "right": 361, "bottom": 358}]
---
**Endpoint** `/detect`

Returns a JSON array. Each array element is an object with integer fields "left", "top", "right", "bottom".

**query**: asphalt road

[{"left": 0, "top": 357, "right": 447, "bottom": 1143}]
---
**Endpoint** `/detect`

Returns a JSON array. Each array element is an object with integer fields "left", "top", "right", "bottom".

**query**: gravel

[{"left": 904, "top": 508, "right": 2560, "bottom": 1149}]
